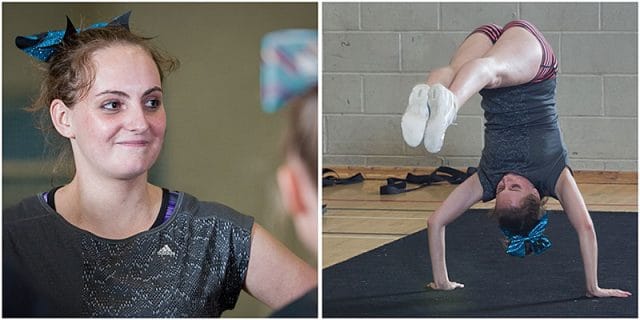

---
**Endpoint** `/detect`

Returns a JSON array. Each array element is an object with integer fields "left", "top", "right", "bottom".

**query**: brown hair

[
  {"left": 26, "top": 25, "right": 179, "bottom": 177},
  {"left": 283, "top": 89, "right": 317, "bottom": 188},
  {"left": 490, "top": 194, "right": 547, "bottom": 236}
]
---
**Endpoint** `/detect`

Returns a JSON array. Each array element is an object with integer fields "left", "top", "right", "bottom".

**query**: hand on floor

[
  {"left": 587, "top": 287, "right": 632, "bottom": 298},
  {"left": 426, "top": 281, "right": 464, "bottom": 291}
]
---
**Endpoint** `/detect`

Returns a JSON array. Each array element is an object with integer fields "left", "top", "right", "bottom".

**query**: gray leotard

[{"left": 477, "top": 78, "right": 570, "bottom": 202}]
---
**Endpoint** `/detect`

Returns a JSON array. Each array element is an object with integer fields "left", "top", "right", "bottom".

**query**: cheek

[
  {"left": 495, "top": 194, "right": 506, "bottom": 209},
  {"left": 74, "top": 112, "right": 116, "bottom": 141},
  {"left": 149, "top": 112, "right": 167, "bottom": 137}
]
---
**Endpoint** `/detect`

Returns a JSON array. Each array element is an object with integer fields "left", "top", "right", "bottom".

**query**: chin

[
  {"left": 111, "top": 163, "right": 154, "bottom": 180},
  {"left": 113, "top": 154, "right": 159, "bottom": 179},
  {"left": 113, "top": 170, "right": 149, "bottom": 181}
]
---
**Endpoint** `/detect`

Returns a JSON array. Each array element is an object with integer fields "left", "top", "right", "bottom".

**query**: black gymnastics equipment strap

[
  {"left": 322, "top": 168, "right": 365, "bottom": 215},
  {"left": 379, "top": 166, "right": 477, "bottom": 195},
  {"left": 322, "top": 168, "right": 365, "bottom": 187}
]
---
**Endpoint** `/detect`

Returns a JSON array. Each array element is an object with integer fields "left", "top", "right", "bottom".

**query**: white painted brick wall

[{"left": 323, "top": 2, "right": 638, "bottom": 171}]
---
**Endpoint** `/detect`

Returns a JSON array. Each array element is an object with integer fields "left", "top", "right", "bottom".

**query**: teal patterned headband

[
  {"left": 260, "top": 29, "right": 318, "bottom": 113},
  {"left": 16, "top": 11, "right": 131, "bottom": 62}
]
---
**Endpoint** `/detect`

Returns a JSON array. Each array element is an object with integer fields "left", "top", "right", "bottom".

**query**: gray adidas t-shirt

[
  {"left": 3, "top": 191, "right": 253, "bottom": 317},
  {"left": 477, "top": 78, "right": 569, "bottom": 202}
]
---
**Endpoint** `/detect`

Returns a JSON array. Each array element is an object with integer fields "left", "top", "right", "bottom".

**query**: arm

[
  {"left": 555, "top": 168, "right": 631, "bottom": 298},
  {"left": 243, "top": 223, "right": 317, "bottom": 309},
  {"left": 427, "top": 173, "right": 483, "bottom": 290}
]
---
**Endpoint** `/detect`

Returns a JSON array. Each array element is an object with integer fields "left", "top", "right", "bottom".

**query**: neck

[{"left": 56, "top": 172, "right": 162, "bottom": 239}]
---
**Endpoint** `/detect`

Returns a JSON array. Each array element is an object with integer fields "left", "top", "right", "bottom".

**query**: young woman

[
  {"left": 4, "top": 12, "right": 316, "bottom": 316},
  {"left": 401, "top": 20, "right": 631, "bottom": 298}
]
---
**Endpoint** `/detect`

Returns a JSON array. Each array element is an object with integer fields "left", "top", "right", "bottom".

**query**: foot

[
  {"left": 401, "top": 84, "right": 430, "bottom": 147},
  {"left": 424, "top": 83, "right": 457, "bottom": 153}
]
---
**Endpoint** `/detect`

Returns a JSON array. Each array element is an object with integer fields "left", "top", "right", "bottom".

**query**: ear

[
  {"left": 530, "top": 186, "right": 541, "bottom": 201},
  {"left": 277, "top": 164, "right": 306, "bottom": 218},
  {"left": 50, "top": 99, "right": 75, "bottom": 138},
  {"left": 277, "top": 159, "right": 318, "bottom": 254}
]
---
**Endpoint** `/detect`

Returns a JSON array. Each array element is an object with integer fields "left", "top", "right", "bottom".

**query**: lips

[{"left": 116, "top": 140, "right": 150, "bottom": 147}]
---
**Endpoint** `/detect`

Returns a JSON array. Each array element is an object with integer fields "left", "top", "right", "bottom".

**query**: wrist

[{"left": 434, "top": 278, "right": 450, "bottom": 287}]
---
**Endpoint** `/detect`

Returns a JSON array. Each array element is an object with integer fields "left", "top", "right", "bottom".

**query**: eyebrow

[{"left": 96, "top": 86, "right": 163, "bottom": 98}]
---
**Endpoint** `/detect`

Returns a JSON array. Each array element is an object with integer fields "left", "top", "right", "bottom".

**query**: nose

[{"left": 124, "top": 105, "right": 150, "bottom": 132}]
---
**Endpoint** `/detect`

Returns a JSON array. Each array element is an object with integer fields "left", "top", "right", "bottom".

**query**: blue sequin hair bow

[
  {"left": 260, "top": 29, "right": 318, "bottom": 113},
  {"left": 15, "top": 11, "right": 131, "bottom": 62},
  {"left": 500, "top": 213, "right": 552, "bottom": 257}
]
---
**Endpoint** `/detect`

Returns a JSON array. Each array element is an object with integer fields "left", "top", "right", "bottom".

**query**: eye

[
  {"left": 101, "top": 100, "right": 122, "bottom": 111},
  {"left": 144, "top": 98, "right": 162, "bottom": 109}
]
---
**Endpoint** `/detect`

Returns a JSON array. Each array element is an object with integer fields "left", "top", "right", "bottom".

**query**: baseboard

[{"left": 322, "top": 165, "right": 637, "bottom": 185}]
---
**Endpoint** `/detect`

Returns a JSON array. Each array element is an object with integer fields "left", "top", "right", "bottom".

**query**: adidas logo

[{"left": 157, "top": 244, "right": 176, "bottom": 257}]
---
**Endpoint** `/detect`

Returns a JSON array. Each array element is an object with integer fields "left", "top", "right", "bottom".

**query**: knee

[{"left": 468, "top": 57, "right": 502, "bottom": 88}]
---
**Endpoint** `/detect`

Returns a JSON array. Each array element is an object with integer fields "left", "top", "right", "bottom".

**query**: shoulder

[
  {"left": 4, "top": 195, "right": 62, "bottom": 253},
  {"left": 476, "top": 166, "right": 497, "bottom": 202},
  {"left": 3, "top": 194, "right": 50, "bottom": 225},
  {"left": 553, "top": 167, "right": 574, "bottom": 197},
  {"left": 176, "top": 191, "right": 254, "bottom": 231}
]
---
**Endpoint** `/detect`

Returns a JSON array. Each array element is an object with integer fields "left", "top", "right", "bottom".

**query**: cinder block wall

[{"left": 323, "top": 2, "right": 638, "bottom": 171}]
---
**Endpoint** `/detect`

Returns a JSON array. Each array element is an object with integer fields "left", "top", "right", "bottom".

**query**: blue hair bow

[
  {"left": 500, "top": 213, "right": 552, "bottom": 257},
  {"left": 15, "top": 11, "right": 131, "bottom": 62},
  {"left": 260, "top": 29, "right": 317, "bottom": 113}
]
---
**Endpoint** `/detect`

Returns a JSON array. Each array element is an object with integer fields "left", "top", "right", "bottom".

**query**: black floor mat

[{"left": 323, "top": 210, "right": 637, "bottom": 317}]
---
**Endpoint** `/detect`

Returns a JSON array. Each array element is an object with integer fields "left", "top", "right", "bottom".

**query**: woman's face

[
  {"left": 495, "top": 173, "right": 540, "bottom": 209},
  {"left": 67, "top": 44, "right": 166, "bottom": 180}
]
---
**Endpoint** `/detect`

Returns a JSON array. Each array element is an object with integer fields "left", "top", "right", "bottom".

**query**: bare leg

[
  {"left": 420, "top": 33, "right": 496, "bottom": 152},
  {"left": 405, "top": 23, "right": 546, "bottom": 153},
  {"left": 449, "top": 27, "right": 543, "bottom": 108},
  {"left": 426, "top": 33, "right": 494, "bottom": 88},
  {"left": 402, "top": 29, "right": 495, "bottom": 148}
]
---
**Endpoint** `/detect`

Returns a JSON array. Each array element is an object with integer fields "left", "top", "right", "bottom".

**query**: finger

[
  {"left": 601, "top": 288, "right": 631, "bottom": 298},
  {"left": 611, "top": 289, "right": 632, "bottom": 298},
  {"left": 598, "top": 289, "right": 632, "bottom": 298}
]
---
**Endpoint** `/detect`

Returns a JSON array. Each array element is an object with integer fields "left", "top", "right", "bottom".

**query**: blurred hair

[{"left": 283, "top": 89, "right": 317, "bottom": 188}]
